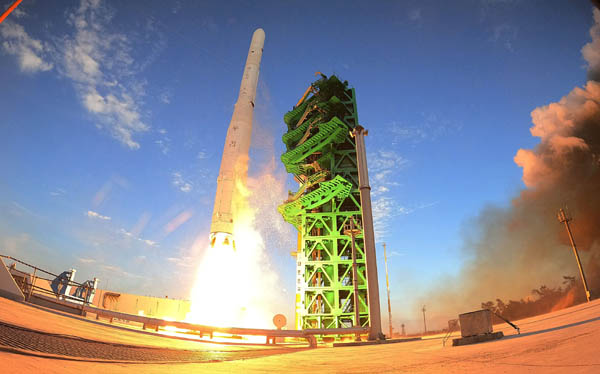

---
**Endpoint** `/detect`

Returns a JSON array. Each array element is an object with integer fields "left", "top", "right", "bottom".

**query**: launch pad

[{"left": 1, "top": 290, "right": 599, "bottom": 373}]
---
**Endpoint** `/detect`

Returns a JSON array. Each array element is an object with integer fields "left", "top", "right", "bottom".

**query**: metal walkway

[{"left": 0, "top": 320, "right": 304, "bottom": 362}]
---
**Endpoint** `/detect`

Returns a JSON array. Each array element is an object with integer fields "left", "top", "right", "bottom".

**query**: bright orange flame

[{"left": 186, "top": 176, "right": 281, "bottom": 329}]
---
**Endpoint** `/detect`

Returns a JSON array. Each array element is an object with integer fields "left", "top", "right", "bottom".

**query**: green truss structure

[{"left": 279, "top": 75, "right": 370, "bottom": 330}]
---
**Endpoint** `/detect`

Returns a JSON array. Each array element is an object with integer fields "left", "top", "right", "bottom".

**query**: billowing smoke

[{"left": 419, "top": 9, "right": 600, "bottom": 330}]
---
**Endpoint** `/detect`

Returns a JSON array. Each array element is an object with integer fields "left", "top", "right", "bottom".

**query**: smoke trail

[{"left": 418, "top": 9, "right": 600, "bottom": 330}]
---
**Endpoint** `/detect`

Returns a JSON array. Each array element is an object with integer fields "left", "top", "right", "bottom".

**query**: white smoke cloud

[
  {"left": 514, "top": 81, "right": 599, "bottom": 188},
  {"left": 582, "top": 8, "right": 600, "bottom": 78}
]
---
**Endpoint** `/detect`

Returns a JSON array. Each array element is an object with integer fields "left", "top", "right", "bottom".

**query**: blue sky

[{"left": 0, "top": 0, "right": 596, "bottom": 331}]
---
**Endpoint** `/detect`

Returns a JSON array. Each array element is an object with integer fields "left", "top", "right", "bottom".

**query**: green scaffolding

[{"left": 279, "top": 75, "right": 370, "bottom": 330}]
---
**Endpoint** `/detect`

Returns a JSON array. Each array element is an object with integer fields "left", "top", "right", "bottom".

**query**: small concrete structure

[
  {"left": 0, "top": 258, "right": 25, "bottom": 302},
  {"left": 452, "top": 309, "right": 503, "bottom": 346},
  {"left": 459, "top": 309, "right": 493, "bottom": 337}
]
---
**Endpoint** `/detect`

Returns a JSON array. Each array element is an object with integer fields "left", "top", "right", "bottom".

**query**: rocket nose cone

[{"left": 252, "top": 28, "right": 265, "bottom": 45}]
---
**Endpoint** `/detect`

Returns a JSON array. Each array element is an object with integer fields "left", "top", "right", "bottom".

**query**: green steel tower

[{"left": 279, "top": 74, "right": 369, "bottom": 330}]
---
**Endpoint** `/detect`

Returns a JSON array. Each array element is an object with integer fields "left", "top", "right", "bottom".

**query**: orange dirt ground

[{"left": 0, "top": 296, "right": 599, "bottom": 373}]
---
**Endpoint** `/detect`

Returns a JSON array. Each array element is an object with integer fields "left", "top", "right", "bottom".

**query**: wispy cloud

[
  {"left": 390, "top": 113, "right": 462, "bottom": 146},
  {"left": 369, "top": 150, "right": 409, "bottom": 187},
  {"left": 0, "top": 21, "right": 53, "bottom": 73},
  {"left": 167, "top": 255, "right": 194, "bottom": 268},
  {"left": 159, "top": 90, "right": 171, "bottom": 104},
  {"left": 86, "top": 210, "right": 111, "bottom": 220},
  {"left": 60, "top": 0, "right": 149, "bottom": 149},
  {"left": 50, "top": 188, "right": 66, "bottom": 197},
  {"left": 78, "top": 257, "right": 96, "bottom": 263},
  {"left": 172, "top": 171, "right": 192, "bottom": 193},
  {"left": 9, "top": 201, "right": 39, "bottom": 217},
  {"left": 368, "top": 150, "right": 410, "bottom": 240},
  {"left": 408, "top": 8, "right": 422, "bottom": 24},
  {"left": 11, "top": 7, "right": 26, "bottom": 18},
  {"left": 3, "top": 1, "right": 161, "bottom": 150},
  {"left": 119, "top": 228, "right": 157, "bottom": 247},
  {"left": 101, "top": 264, "right": 143, "bottom": 278},
  {"left": 154, "top": 139, "right": 170, "bottom": 154},
  {"left": 490, "top": 23, "right": 518, "bottom": 52},
  {"left": 152, "top": 127, "right": 170, "bottom": 154},
  {"left": 143, "top": 239, "right": 157, "bottom": 246},
  {"left": 366, "top": 151, "right": 440, "bottom": 240},
  {"left": 372, "top": 196, "right": 413, "bottom": 240},
  {"left": 171, "top": 1, "right": 182, "bottom": 14}
]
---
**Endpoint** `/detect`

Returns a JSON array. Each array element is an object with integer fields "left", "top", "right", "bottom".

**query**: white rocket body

[{"left": 210, "top": 29, "right": 265, "bottom": 247}]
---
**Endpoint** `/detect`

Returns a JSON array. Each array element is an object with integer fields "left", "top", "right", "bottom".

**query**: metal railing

[
  {"left": 85, "top": 304, "right": 369, "bottom": 347},
  {"left": 1, "top": 254, "right": 371, "bottom": 347},
  {"left": 0, "top": 254, "right": 94, "bottom": 309}
]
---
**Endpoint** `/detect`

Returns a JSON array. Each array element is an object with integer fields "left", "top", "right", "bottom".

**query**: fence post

[{"left": 27, "top": 268, "right": 37, "bottom": 301}]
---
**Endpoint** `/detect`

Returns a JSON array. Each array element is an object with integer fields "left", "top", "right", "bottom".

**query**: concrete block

[
  {"left": 452, "top": 331, "right": 504, "bottom": 346},
  {"left": 29, "top": 294, "right": 86, "bottom": 316}
]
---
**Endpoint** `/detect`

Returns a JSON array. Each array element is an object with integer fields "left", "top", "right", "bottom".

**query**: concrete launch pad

[{"left": 1, "top": 296, "right": 599, "bottom": 373}]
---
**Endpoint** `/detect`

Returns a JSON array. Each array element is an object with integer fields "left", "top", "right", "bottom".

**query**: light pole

[
  {"left": 422, "top": 305, "right": 427, "bottom": 335},
  {"left": 558, "top": 208, "right": 592, "bottom": 302},
  {"left": 383, "top": 243, "right": 393, "bottom": 338}
]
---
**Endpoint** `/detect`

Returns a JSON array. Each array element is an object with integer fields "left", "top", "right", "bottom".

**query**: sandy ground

[{"left": 1, "top": 297, "right": 599, "bottom": 373}]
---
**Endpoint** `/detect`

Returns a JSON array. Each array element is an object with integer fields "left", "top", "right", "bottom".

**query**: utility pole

[
  {"left": 383, "top": 243, "right": 393, "bottom": 338},
  {"left": 352, "top": 125, "right": 384, "bottom": 341},
  {"left": 344, "top": 216, "right": 362, "bottom": 341},
  {"left": 422, "top": 305, "right": 427, "bottom": 335},
  {"left": 557, "top": 208, "right": 592, "bottom": 302}
]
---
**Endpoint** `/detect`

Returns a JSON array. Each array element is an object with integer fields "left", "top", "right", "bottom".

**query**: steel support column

[{"left": 352, "top": 125, "right": 383, "bottom": 341}]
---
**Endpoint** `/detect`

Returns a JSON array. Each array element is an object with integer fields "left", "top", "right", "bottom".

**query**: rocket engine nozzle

[{"left": 209, "top": 232, "right": 236, "bottom": 250}]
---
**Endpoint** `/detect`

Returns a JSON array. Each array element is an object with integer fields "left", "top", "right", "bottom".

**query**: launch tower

[{"left": 279, "top": 75, "right": 369, "bottom": 329}]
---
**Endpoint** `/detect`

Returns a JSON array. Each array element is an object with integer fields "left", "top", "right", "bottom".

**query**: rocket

[{"left": 209, "top": 28, "right": 265, "bottom": 248}]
